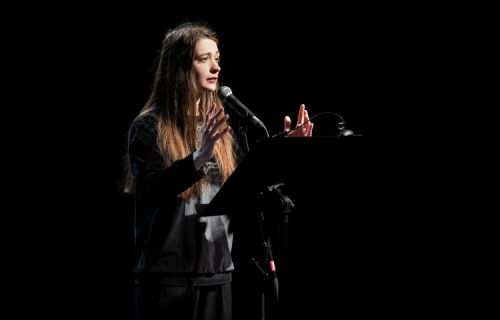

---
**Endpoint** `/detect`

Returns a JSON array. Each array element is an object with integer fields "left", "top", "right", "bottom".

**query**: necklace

[{"left": 196, "top": 115, "right": 204, "bottom": 131}]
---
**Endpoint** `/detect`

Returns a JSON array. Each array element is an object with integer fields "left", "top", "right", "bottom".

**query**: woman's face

[{"left": 193, "top": 38, "right": 221, "bottom": 94}]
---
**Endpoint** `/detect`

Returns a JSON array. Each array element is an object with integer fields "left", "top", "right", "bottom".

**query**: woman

[{"left": 122, "top": 20, "right": 313, "bottom": 320}]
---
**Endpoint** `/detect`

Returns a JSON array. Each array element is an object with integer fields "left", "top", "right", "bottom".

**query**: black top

[{"left": 128, "top": 111, "right": 238, "bottom": 286}]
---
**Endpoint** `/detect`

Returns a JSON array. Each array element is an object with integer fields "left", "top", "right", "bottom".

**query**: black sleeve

[{"left": 128, "top": 114, "right": 204, "bottom": 208}]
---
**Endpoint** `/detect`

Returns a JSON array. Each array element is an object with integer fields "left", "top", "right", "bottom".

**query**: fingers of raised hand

[
  {"left": 298, "top": 108, "right": 313, "bottom": 137},
  {"left": 214, "top": 125, "right": 231, "bottom": 139},
  {"left": 303, "top": 110, "right": 311, "bottom": 135},
  {"left": 209, "top": 102, "right": 217, "bottom": 114},
  {"left": 205, "top": 108, "right": 229, "bottom": 137},
  {"left": 206, "top": 123, "right": 231, "bottom": 146},
  {"left": 307, "top": 122, "right": 314, "bottom": 136},
  {"left": 284, "top": 116, "right": 291, "bottom": 132},
  {"left": 205, "top": 103, "right": 217, "bottom": 122},
  {"left": 214, "top": 113, "right": 229, "bottom": 133},
  {"left": 297, "top": 104, "right": 305, "bottom": 126}
]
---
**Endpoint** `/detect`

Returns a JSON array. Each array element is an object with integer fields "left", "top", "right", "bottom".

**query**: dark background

[{"left": 22, "top": 4, "right": 466, "bottom": 319}]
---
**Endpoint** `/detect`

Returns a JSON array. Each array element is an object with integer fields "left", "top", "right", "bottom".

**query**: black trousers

[{"left": 134, "top": 283, "right": 232, "bottom": 320}]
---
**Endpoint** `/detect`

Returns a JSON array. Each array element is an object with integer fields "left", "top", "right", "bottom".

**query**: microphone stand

[
  {"left": 256, "top": 183, "right": 293, "bottom": 320},
  {"left": 252, "top": 209, "right": 280, "bottom": 320},
  {"left": 238, "top": 116, "right": 250, "bottom": 154},
  {"left": 236, "top": 114, "right": 279, "bottom": 319},
  {"left": 248, "top": 183, "right": 294, "bottom": 320}
]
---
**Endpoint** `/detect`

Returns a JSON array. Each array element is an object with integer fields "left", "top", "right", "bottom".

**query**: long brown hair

[{"left": 122, "top": 21, "right": 237, "bottom": 199}]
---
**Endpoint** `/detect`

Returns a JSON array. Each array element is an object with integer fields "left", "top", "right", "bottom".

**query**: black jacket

[{"left": 128, "top": 111, "right": 239, "bottom": 286}]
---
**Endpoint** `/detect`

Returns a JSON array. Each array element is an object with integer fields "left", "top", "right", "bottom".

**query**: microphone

[{"left": 217, "top": 86, "right": 267, "bottom": 132}]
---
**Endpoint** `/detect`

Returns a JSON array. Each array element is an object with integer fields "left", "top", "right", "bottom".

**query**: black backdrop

[{"left": 28, "top": 4, "right": 452, "bottom": 319}]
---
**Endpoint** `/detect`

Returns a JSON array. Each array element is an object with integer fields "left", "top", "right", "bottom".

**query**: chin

[{"left": 203, "top": 86, "right": 217, "bottom": 93}]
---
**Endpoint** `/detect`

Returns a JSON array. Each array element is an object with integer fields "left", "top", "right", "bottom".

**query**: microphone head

[{"left": 217, "top": 86, "right": 232, "bottom": 101}]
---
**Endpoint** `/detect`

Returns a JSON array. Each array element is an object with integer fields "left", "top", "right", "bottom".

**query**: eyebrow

[{"left": 197, "top": 51, "right": 220, "bottom": 56}]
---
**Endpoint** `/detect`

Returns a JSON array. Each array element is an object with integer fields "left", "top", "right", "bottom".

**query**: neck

[{"left": 195, "top": 98, "right": 201, "bottom": 116}]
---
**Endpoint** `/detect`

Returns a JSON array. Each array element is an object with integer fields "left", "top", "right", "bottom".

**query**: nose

[{"left": 211, "top": 60, "right": 221, "bottom": 73}]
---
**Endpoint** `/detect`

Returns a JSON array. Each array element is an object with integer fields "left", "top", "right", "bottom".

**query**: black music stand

[{"left": 200, "top": 135, "right": 365, "bottom": 320}]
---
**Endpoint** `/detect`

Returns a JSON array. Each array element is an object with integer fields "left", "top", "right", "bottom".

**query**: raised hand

[
  {"left": 193, "top": 103, "right": 230, "bottom": 170},
  {"left": 284, "top": 104, "right": 313, "bottom": 137}
]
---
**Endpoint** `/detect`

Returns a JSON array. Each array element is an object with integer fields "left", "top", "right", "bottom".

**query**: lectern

[{"left": 201, "top": 135, "right": 366, "bottom": 320}]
